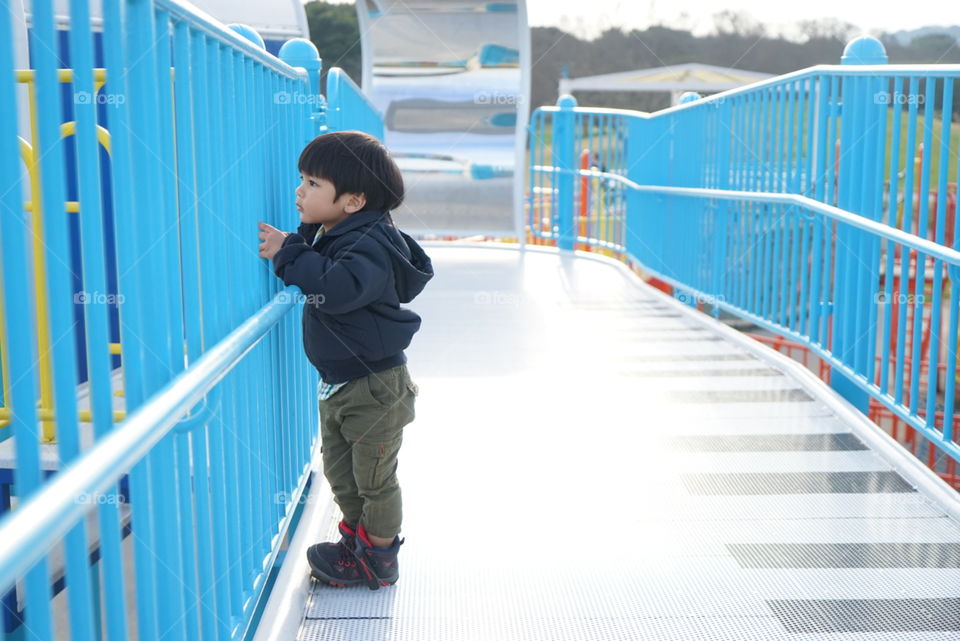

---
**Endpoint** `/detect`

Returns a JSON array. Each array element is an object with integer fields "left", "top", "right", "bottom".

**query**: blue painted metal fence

[
  {"left": 529, "top": 38, "right": 960, "bottom": 471},
  {"left": 0, "top": 1, "right": 374, "bottom": 639},
  {"left": 324, "top": 67, "right": 384, "bottom": 140}
]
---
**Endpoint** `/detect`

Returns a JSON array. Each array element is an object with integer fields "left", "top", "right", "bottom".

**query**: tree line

[{"left": 305, "top": 2, "right": 960, "bottom": 112}]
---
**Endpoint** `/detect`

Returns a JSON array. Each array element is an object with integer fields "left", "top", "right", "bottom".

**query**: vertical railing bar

[
  {"left": 810, "top": 75, "right": 828, "bottom": 345},
  {"left": 148, "top": 8, "right": 190, "bottom": 640},
  {"left": 895, "top": 76, "right": 920, "bottom": 406},
  {"left": 760, "top": 88, "right": 782, "bottom": 318},
  {"left": 103, "top": 0, "right": 160, "bottom": 637},
  {"left": 204, "top": 39, "right": 237, "bottom": 640},
  {"left": 798, "top": 78, "right": 814, "bottom": 336},
  {"left": 171, "top": 17, "right": 204, "bottom": 641},
  {"left": 863, "top": 75, "right": 889, "bottom": 389},
  {"left": 33, "top": 0, "right": 104, "bottom": 635},
  {"left": 190, "top": 29, "right": 225, "bottom": 640},
  {"left": 71, "top": 0, "right": 133, "bottom": 636},
  {"left": 251, "top": 56, "right": 273, "bottom": 570},
  {"left": 836, "top": 75, "right": 858, "bottom": 372},
  {"left": 852, "top": 75, "right": 870, "bottom": 376},
  {"left": 784, "top": 80, "right": 797, "bottom": 330},
  {"left": 218, "top": 45, "right": 246, "bottom": 619},
  {"left": 785, "top": 81, "right": 798, "bottom": 329},
  {"left": 739, "top": 92, "right": 753, "bottom": 311},
  {"left": 776, "top": 83, "right": 788, "bottom": 327},
  {"left": 908, "top": 77, "right": 937, "bottom": 415},
  {"left": 0, "top": 2, "right": 55, "bottom": 638},
  {"left": 821, "top": 75, "right": 839, "bottom": 352},
  {"left": 241, "top": 51, "right": 270, "bottom": 578},
  {"left": 881, "top": 77, "right": 903, "bottom": 394},
  {"left": 923, "top": 78, "right": 952, "bottom": 425}
]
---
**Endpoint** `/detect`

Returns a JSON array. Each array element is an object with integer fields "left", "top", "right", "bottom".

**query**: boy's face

[{"left": 295, "top": 173, "right": 365, "bottom": 229}]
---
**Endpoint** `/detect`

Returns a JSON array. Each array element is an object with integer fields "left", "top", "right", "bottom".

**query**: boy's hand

[{"left": 258, "top": 222, "right": 289, "bottom": 260}]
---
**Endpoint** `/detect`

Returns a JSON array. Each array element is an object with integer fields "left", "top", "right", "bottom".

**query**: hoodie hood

[
  {"left": 370, "top": 218, "right": 434, "bottom": 304},
  {"left": 294, "top": 210, "right": 433, "bottom": 304}
]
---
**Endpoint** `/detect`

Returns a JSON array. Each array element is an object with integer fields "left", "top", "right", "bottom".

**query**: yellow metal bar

[
  {"left": 0, "top": 407, "right": 126, "bottom": 423},
  {"left": 23, "top": 201, "right": 79, "bottom": 213},
  {"left": 5, "top": 68, "right": 137, "bottom": 441},
  {"left": 21, "top": 83, "right": 57, "bottom": 444},
  {"left": 60, "top": 121, "right": 112, "bottom": 154},
  {"left": 16, "top": 69, "right": 108, "bottom": 84}
]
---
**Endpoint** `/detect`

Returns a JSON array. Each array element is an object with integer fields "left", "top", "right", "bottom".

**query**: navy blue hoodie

[{"left": 272, "top": 209, "right": 434, "bottom": 384}]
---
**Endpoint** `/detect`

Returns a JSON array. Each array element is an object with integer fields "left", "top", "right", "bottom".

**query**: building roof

[{"left": 558, "top": 62, "right": 774, "bottom": 94}]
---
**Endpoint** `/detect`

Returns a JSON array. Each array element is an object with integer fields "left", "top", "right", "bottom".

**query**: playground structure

[
  {"left": 357, "top": 0, "right": 530, "bottom": 237},
  {"left": 0, "top": 1, "right": 958, "bottom": 639}
]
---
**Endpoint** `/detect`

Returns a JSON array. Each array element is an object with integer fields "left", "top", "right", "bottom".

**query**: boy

[{"left": 257, "top": 131, "right": 433, "bottom": 589}]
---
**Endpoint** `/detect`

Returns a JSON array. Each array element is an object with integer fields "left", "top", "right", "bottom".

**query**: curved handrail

[
  {"left": 325, "top": 67, "right": 385, "bottom": 138},
  {"left": 0, "top": 287, "right": 298, "bottom": 593},
  {"left": 530, "top": 166, "right": 960, "bottom": 267}
]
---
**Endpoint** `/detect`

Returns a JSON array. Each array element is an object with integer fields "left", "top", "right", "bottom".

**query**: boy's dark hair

[{"left": 298, "top": 131, "right": 405, "bottom": 213}]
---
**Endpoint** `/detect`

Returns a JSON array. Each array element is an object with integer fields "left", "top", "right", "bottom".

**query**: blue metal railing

[
  {"left": 0, "top": 1, "right": 372, "bottom": 639},
  {"left": 529, "top": 38, "right": 960, "bottom": 471},
  {"left": 324, "top": 67, "right": 385, "bottom": 138}
]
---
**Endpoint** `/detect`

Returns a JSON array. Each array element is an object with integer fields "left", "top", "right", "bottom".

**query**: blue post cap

[
  {"left": 279, "top": 38, "right": 322, "bottom": 71},
  {"left": 841, "top": 36, "right": 887, "bottom": 65},
  {"left": 227, "top": 24, "right": 265, "bottom": 49},
  {"left": 679, "top": 91, "right": 701, "bottom": 104},
  {"left": 557, "top": 94, "right": 577, "bottom": 109}
]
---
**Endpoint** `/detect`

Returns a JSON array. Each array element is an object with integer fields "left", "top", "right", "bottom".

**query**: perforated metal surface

[
  {"left": 664, "top": 433, "right": 868, "bottom": 451},
  {"left": 627, "top": 367, "right": 783, "bottom": 377},
  {"left": 681, "top": 471, "right": 917, "bottom": 495},
  {"left": 728, "top": 542, "right": 960, "bottom": 568},
  {"left": 624, "top": 353, "right": 760, "bottom": 362},
  {"left": 668, "top": 415, "right": 845, "bottom": 434},
  {"left": 295, "top": 247, "right": 960, "bottom": 641},
  {"left": 668, "top": 388, "right": 814, "bottom": 403},
  {"left": 767, "top": 598, "right": 960, "bottom": 633}
]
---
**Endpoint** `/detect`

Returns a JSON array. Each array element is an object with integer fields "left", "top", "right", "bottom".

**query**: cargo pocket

[
  {"left": 362, "top": 367, "right": 402, "bottom": 409},
  {"left": 353, "top": 436, "right": 402, "bottom": 492}
]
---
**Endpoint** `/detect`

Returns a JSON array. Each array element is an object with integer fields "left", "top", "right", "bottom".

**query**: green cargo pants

[{"left": 318, "top": 364, "right": 418, "bottom": 540}]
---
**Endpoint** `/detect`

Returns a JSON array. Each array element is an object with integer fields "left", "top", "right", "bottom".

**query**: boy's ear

[{"left": 344, "top": 192, "right": 367, "bottom": 213}]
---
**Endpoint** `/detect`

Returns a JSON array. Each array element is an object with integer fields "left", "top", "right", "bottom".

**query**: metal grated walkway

[{"left": 284, "top": 244, "right": 960, "bottom": 641}]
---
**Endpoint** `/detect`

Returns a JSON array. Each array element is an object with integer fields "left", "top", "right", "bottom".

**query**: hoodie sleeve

[{"left": 271, "top": 235, "right": 389, "bottom": 314}]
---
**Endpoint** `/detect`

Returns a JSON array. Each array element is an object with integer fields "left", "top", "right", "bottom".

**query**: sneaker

[
  {"left": 306, "top": 520, "right": 357, "bottom": 585},
  {"left": 320, "top": 520, "right": 357, "bottom": 553},
  {"left": 307, "top": 523, "right": 404, "bottom": 590}
]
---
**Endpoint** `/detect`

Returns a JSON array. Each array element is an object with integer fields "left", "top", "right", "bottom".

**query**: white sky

[
  {"left": 321, "top": 0, "right": 956, "bottom": 40},
  {"left": 528, "top": 0, "right": 954, "bottom": 39}
]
